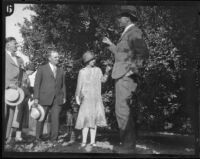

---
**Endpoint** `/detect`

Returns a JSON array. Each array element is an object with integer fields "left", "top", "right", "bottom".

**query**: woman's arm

[
  {"left": 101, "top": 66, "right": 112, "bottom": 83},
  {"left": 75, "top": 70, "right": 83, "bottom": 105}
]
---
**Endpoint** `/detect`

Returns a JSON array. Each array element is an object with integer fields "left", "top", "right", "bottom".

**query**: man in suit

[
  {"left": 33, "top": 48, "right": 66, "bottom": 143},
  {"left": 5, "top": 37, "right": 24, "bottom": 143},
  {"left": 103, "top": 9, "right": 149, "bottom": 152}
]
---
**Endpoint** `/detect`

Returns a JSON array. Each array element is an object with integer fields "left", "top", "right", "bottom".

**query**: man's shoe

[
  {"left": 5, "top": 137, "right": 12, "bottom": 144},
  {"left": 40, "top": 136, "right": 49, "bottom": 141},
  {"left": 89, "top": 143, "right": 97, "bottom": 147},
  {"left": 35, "top": 137, "right": 43, "bottom": 143},
  {"left": 15, "top": 137, "right": 26, "bottom": 144},
  {"left": 15, "top": 137, "right": 23, "bottom": 142},
  {"left": 5, "top": 137, "right": 15, "bottom": 145},
  {"left": 81, "top": 143, "right": 86, "bottom": 147}
]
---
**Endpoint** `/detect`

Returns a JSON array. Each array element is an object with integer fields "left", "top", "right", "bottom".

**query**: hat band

[
  {"left": 84, "top": 57, "right": 96, "bottom": 64},
  {"left": 7, "top": 93, "right": 20, "bottom": 103}
]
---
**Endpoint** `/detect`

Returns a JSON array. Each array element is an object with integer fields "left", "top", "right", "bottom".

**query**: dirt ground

[{"left": 3, "top": 125, "right": 196, "bottom": 157}]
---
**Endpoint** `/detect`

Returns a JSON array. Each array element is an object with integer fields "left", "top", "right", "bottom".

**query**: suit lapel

[
  {"left": 47, "top": 63, "right": 55, "bottom": 79},
  {"left": 6, "top": 53, "right": 19, "bottom": 68},
  {"left": 47, "top": 63, "right": 60, "bottom": 79},
  {"left": 55, "top": 67, "right": 60, "bottom": 80},
  {"left": 118, "top": 25, "right": 136, "bottom": 42}
]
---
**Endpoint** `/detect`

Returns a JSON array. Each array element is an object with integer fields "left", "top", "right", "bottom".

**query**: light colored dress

[{"left": 75, "top": 66, "right": 107, "bottom": 129}]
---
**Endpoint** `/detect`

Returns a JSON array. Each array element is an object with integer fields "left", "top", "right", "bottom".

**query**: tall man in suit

[
  {"left": 5, "top": 37, "right": 24, "bottom": 143},
  {"left": 103, "top": 9, "right": 149, "bottom": 152},
  {"left": 33, "top": 48, "right": 66, "bottom": 143}
]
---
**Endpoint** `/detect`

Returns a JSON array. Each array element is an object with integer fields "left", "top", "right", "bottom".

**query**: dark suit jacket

[
  {"left": 6, "top": 53, "right": 24, "bottom": 88},
  {"left": 108, "top": 25, "right": 149, "bottom": 79},
  {"left": 34, "top": 63, "right": 66, "bottom": 106}
]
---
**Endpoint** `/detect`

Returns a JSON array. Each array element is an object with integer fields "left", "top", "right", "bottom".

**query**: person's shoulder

[
  {"left": 130, "top": 25, "right": 141, "bottom": 31},
  {"left": 94, "top": 67, "right": 103, "bottom": 74},
  {"left": 94, "top": 66, "right": 101, "bottom": 71},
  {"left": 37, "top": 63, "right": 48, "bottom": 70},
  {"left": 58, "top": 66, "right": 65, "bottom": 71},
  {"left": 79, "top": 68, "right": 86, "bottom": 73},
  {"left": 16, "top": 55, "right": 24, "bottom": 63},
  {"left": 129, "top": 26, "right": 142, "bottom": 38},
  {"left": 77, "top": 68, "right": 86, "bottom": 77}
]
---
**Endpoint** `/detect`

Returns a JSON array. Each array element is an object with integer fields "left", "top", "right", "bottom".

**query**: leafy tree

[{"left": 18, "top": 4, "right": 199, "bottom": 133}]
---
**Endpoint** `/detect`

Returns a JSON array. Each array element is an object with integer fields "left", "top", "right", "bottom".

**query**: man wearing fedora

[
  {"left": 103, "top": 8, "right": 149, "bottom": 153},
  {"left": 5, "top": 37, "right": 25, "bottom": 144},
  {"left": 33, "top": 48, "right": 66, "bottom": 143}
]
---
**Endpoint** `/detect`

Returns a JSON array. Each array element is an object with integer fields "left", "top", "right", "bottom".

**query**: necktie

[{"left": 53, "top": 66, "right": 57, "bottom": 78}]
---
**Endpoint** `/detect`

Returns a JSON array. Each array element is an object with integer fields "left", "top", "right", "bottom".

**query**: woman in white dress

[{"left": 75, "top": 51, "right": 111, "bottom": 147}]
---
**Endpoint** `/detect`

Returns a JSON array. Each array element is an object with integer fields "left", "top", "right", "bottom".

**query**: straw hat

[
  {"left": 30, "top": 102, "right": 45, "bottom": 122},
  {"left": 82, "top": 51, "right": 96, "bottom": 64},
  {"left": 5, "top": 87, "right": 25, "bottom": 106}
]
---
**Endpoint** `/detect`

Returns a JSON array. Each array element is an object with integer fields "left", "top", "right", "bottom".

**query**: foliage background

[{"left": 18, "top": 4, "right": 199, "bottom": 134}]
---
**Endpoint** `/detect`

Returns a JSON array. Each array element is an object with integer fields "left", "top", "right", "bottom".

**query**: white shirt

[
  {"left": 121, "top": 23, "right": 135, "bottom": 37},
  {"left": 6, "top": 50, "right": 19, "bottom": 66},
  {"left": 28, "top": 71, "right": 37, "bottom": 87},
  {"left": 16, "top": 51, "right": 30, "bottom": 65},
  {"left": 49, "top": 62, "right": 57, "bottom": 77}
]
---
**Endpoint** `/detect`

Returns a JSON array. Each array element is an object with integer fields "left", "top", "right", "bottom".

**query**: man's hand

[
  {"left": 135, "top": 59, "right": 144, "bottom": 68},
  {"left": 102, "top": 37, "right": 113, "bottom": 46},
  {"left": 105, "top": 65, "right": 112, "bottom": 73},
  {"left": 8, "top": 84, "right": 18, "bottom": 90},
  {"left": 34, "top": 99, "right": 38, "bottom": 104},
  {"left": 33, "top": 99, "right": 38, "bottom": 107},
  {"left": 125, "top": 68, "right": 139, "bottom": 77}
]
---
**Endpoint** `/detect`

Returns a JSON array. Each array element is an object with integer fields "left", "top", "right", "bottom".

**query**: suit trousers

[
  {"left": 115, "top": 76, "right": 137, "bottom": 148},
  {"left": 5, "top": 104, "right": 24, "bottom": 139},
  {"left": 36, "top": 99, "right": 61, "bottom": 141},
  {"left": 6, "top": 105, "right": 16, "bottom": 139}
]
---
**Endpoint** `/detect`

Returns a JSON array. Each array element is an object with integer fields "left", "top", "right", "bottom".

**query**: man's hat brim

[
  {"left": 30, "top": 104, "right": 45, "bottom": 122},
  {"left": 118, "top": 11, "right": 138, "bottom": 22},
  {"left": 37, "top": 105, "right": 45, "bottom": 122},
  {"left": 5, "top": 87, "right": 25, "bottom": 106},
  {"left": 84, "top": 56, "right": 96, "bottom": 64}
]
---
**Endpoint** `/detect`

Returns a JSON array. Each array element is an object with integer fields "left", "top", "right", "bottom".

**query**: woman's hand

[
  {"left": 105, "top": 65, "right": 112, "bottom": 73},
  {"left": 8, "top": 84, "right": 18, "bottom": 89},
  {"left": 75, "top": 96, "right": 80, "bottom": 105},
  {"left": 102, "top": 37, "right": 113, "bottom": 46},
  {"left": 63, "top": 98, "right": 66, "bottom": 104}
]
